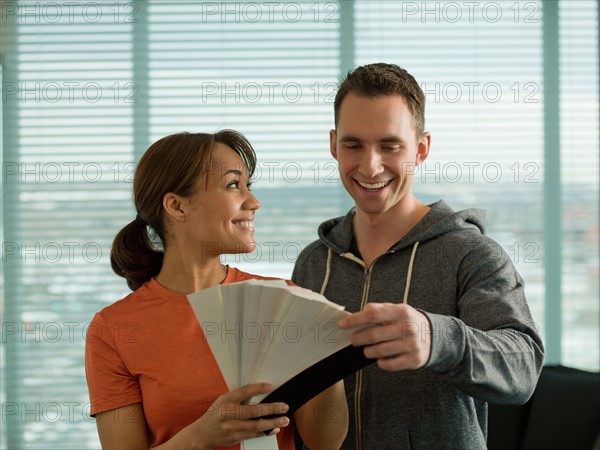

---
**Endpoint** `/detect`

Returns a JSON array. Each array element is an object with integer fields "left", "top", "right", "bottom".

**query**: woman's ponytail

[{"left": 110, "top": 217, "right": 163, "bottom": 291}]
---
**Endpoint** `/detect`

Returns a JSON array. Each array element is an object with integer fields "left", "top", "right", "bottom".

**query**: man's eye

[
  {"left": 344, "top": 144, "right": 361, "bottom": 150},
  {"left": 381, "top": 145, "right": 400, "bottom": 151}
]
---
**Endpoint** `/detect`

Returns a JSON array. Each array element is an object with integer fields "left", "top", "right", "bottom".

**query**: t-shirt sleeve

[{"left": 85, "top": 312, "right": 142, "bottom": 417}]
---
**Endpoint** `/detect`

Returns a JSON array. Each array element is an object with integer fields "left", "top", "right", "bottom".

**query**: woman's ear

[{"left": 162, "top": 193, "right": 187, "bottom": 223}]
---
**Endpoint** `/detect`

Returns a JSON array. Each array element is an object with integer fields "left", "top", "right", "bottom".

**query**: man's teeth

[{"left": 358, "top": 180, "right": 390, "bottom": 189}]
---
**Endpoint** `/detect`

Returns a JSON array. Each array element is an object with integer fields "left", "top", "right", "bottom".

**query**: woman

[{"left": 85, "top": 130, "right": 348, "bottom": 449}]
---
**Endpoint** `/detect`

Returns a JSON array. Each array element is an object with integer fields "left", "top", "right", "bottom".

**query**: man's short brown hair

[{"left": 334, "top": 63, "right": 426, "bottom": 138}]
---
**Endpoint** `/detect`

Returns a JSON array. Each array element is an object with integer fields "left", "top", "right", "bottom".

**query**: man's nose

[{"left": 359, "top": 148, "right": 384, "bottom": 177}]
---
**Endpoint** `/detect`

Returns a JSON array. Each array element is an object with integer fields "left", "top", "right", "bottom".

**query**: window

[
  {"left": 559, "top": 0, "right": 599, "bottom": 369},
  {"left": 1, "top": 1, "right": 597, "bottom": 448}
]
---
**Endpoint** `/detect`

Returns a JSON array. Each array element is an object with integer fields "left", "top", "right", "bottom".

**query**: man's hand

[{"left": 337, "top": 303, "right": 432, "bottom": 371}]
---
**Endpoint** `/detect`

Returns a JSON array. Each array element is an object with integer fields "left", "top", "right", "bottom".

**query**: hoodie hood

[{"left": 317, "top": 200, "right": 486, "bottom": 254}]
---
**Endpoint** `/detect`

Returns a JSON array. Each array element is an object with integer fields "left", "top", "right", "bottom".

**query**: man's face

[{"left": 330, "top": 93, "right": 430, "bottom": 217}]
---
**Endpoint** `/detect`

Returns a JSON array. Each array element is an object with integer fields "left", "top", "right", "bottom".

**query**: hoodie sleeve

[{"left": 422, "top": 237, "right": 545, "bottom": 405}]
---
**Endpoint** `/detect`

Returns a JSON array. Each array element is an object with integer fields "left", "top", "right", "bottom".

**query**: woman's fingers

[
  {"left": 245, "top": 401, "right": 289, "bottom": 418},
  {"left": 219, "top": 383, "right": 289, "bottom": 420},
  {"left": 229, "top": 416, "right": 290, "bottom": 436},
  {"left": 226, "top": 382, "right": 273, "bottom": 403},
  {"left": 221, "top": 416, "right": 289, "bottom": 443},
  {"left": 219, "top": 401, "right": 288, "bottom": 421}
]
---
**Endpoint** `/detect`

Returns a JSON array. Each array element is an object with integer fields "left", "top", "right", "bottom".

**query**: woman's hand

[
  {"left": 178, "top": 382, "right": 290, "bottom": 449},
  {"left": 96, "top": 383, "right": 290, "bottom": 450}
]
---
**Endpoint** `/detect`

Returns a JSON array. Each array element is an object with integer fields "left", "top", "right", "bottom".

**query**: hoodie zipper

[
  {"left": 355, "top": 265, "right": 372, "bottom": 450},
  {"left": 340, "top": 247, "right": 411, "bottom": 450},
  {"left": 340, "top": 252, "right": 376, "bottom": 450}
]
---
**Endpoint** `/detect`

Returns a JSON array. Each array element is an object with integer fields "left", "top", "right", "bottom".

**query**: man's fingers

[
  {"left": 337, "top": 303, "right": 405, "bottom": 329},
  {"left": 362, "top": 340, "right": 429, "bottom": 371},
  {"left": 350, "top": 320, "right": 421, "bottom": 346},
  {"left": 362, "top": 340, "right": 410, "bottom": 359},
  {"left": 351, "top": 324, "right": 395, "bottom": 346},
  {"left": 375, "top": 352, "right": 423, "bottom": 371}
]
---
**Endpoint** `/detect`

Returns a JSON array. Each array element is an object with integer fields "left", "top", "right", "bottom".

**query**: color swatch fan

[{"left": 187, "top": 280, "right": 372, "bottom": 448}]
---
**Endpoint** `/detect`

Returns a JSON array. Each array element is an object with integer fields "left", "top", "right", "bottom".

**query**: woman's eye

[{"left": 227, "top": 181, "right": 240, "bottom": 189}]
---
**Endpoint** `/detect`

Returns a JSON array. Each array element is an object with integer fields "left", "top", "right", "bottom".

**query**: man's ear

[
  {"left": 330, "top": 129, "right": 338, "bottom": 160},
  {"left": 416, "top": 132, "right": 431, "bottom": 165}
]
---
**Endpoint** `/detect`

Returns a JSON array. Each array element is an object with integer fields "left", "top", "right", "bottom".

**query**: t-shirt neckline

[{"left": 146, "top": 265, "right": 237, "bottom": 298}]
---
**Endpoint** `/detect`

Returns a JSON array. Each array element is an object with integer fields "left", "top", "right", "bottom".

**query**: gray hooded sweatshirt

[{"left": 292, "top": 200, "right": 545, "bottom": 450}]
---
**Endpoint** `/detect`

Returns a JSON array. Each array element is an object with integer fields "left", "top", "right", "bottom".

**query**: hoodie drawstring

[
  {"left": 320, "top": 247, "right": 333, "bottom": 296},
  {"left": 402, "top": 241, "right": 420, "bottom": 304},
  {"left": 320, "top": 241, "right": 420, "bottom": 304}
]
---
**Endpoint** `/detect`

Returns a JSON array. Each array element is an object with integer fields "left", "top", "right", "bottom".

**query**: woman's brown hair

[{"left": 110, "top": 130, "right": 257, "bottom": 291}]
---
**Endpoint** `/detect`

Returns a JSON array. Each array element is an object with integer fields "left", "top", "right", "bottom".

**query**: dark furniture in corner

[{"left": 488, "top": 365, "right": 600, "bottom": 450}]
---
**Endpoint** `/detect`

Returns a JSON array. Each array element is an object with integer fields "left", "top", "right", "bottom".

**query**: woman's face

[{"left": 183, "top": 142, "right": 260, "bottom": 257}]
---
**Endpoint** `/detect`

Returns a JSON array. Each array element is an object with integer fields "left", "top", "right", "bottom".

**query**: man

[{"left": 292, "top": 63, "right": 545, "bottom": 449}]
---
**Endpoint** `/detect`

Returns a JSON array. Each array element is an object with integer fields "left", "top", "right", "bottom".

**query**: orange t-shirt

[{"left": 85, "top": 267, "right": 295, "bottom": 449}]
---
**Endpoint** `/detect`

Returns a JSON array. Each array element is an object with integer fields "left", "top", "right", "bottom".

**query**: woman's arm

[
  {"left": 294, "top": 381, "right": 348, "bottom": 450},
  {"left": 96, "top": 383, "right": 290, "bottom": 450},
  {"left": 96, "top": 404, "right": 149, "bottom": 449}
]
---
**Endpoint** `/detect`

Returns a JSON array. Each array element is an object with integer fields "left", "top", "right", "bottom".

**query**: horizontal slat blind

[{"left": 2, "top": 2, "right": 136, "bottom": 448}]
